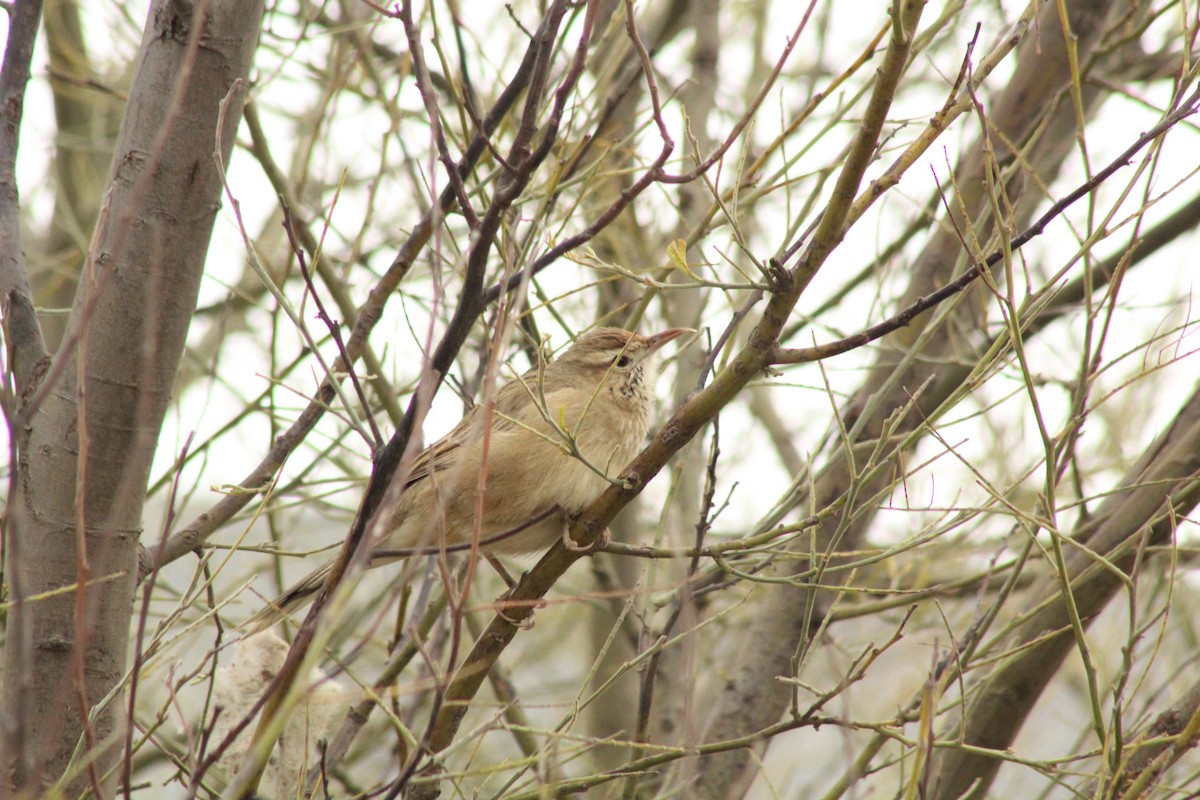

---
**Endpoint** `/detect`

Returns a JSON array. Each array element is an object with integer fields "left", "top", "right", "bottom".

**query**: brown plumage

[{"left": 245, "top": 327, "right": 686, "bottom": 631}]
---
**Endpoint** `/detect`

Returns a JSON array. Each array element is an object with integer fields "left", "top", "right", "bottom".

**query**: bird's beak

[{"left": 643, "top": 328, "right": 691, "bottom": 354}]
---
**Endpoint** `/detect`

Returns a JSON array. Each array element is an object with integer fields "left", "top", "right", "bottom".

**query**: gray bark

[{"left": 1, "top": 0, "right": 264, "bottom": 795}]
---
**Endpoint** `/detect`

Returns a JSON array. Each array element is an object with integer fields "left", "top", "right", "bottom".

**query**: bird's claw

[
  {"left": 494, "top": 602, "right": 536, "bottom": 629},
  {"left": 493, "top": 585, "right": 540, "bottom": 629},
  {"left": 562, "top": 526, "right": 610, "bottom": 554}
]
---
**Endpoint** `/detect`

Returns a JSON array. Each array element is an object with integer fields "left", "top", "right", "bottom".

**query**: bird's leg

[
  {"left": 561, "top": 513, "right": 611, "bottom": 553},
  {"left": 486, "top": 554, "right": 518, "bottom": 589},
  {"left": 485, "top": 556, "right": 540, "bottom": 628}
]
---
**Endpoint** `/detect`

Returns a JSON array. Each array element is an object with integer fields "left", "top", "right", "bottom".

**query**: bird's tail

[{"left": 241, "top": 561, "right": 334, "bottom": 635}]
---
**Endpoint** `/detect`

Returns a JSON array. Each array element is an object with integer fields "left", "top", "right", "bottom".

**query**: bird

[{"left": 246, "top": 326, "right": 687, "bottom": 631}]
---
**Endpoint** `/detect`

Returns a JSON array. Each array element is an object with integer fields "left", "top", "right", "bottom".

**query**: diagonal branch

[
  {"left": 930, "top": 378, "right": 1200, "bottom": 798},
  {"left": 421, "top": 0, "right": 929, "bottom": 770}
]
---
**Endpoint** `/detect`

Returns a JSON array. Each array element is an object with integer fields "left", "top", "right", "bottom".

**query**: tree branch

[{"left": 0, "top": 0, "right": 49, "bottom": 393}]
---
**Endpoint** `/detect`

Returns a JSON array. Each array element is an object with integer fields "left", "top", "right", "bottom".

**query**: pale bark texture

[{"left": 1, "top": 0, "right": 264, "bottom": 794}]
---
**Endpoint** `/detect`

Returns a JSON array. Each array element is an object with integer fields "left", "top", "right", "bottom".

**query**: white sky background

[
  {"left": 5, "top": 0, "right": 1200, "bottom": 796},
  {"left": 14, "top": 2, "right": 1182, "bottom": 537}
]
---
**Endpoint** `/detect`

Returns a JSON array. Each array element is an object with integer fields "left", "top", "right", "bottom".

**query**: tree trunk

[{"left": 1, "top": 0, "right": 264, "bottom": 795}]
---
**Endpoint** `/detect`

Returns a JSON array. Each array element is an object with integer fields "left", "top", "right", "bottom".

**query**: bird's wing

[
  {"left": 398, "top": 393, "right": 531, "bottom": 490},
  {"left": 400, "top": 412, "right": 473, "bottom": 488}
]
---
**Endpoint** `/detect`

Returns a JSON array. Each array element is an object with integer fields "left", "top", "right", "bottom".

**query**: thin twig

[
  {"left": 770, "top": 87, "right": 1200, "bottom": 366},
  {"left": 281, "top": 202, "right": 385, "bottom": 450}
]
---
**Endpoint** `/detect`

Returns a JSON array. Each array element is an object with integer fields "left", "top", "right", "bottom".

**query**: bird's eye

[{"left": 613, "top": 354, "right": 633, "bottom": 368}]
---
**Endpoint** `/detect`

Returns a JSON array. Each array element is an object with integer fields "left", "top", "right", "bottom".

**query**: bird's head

[{"left": 557, "top": 327, "right": 689, "bottom": 400}]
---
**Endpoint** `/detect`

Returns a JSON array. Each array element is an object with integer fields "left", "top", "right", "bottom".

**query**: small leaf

[{"left": 667, "top": 239, "right": 701, "bottom": 280}]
